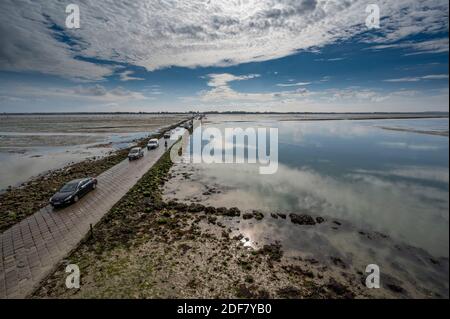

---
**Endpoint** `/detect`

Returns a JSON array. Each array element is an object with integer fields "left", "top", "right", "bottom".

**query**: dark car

[
  {"left": 128, "top": 147, "right": 144, "bottom": 160},
  {"left": 50, "top": 177, "right": 97, "bottom": 208}
]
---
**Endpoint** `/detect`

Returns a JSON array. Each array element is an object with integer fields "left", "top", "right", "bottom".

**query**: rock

[
  {"left": 207, "top": 216, "right": 217, "bottom": 224},
  {"left": 276, "top": 286, "right": 302, "bottom": 299},
  {"left": 235, "top": 284, "right": 258, "bottom": 299},
  {"left": 257, "top": 289, "right": 271, "bottom": 299},
  {"left": 327, "top": 279, "right": 354, "bottom": 298},
  {"left": 187, "top": 203, "right": 205, "bottom": 213},
  {"left": 258, "top": 242, "right": 283, "bottom": 262},
  {"left": 227, "top": 207, "right": 241, "bottom": 217},
  {"left": 283, "top": 265, "right": 314, "bottom": 278},
  {"left": 245, "top": 275, "right": 254, "bottom": 283},
  {"left": 205, "top": 206, "right": 217, "bottom": 214},
  {"left": 429, "top": 258, "right": 440, "bottom": 265},
  {"left": 166, "top": 200, "right": 178, "bottom": 208},
  {"left": 331, "top": 257, "right": 347, "bottom": 269},
  {"left": 386, "top": 283, "right": 405, "bottom": 294},
  {"left": 174, "top": 202, "right": 188, "bottom": 211},
  {"left": 242, "top": 213, "right": 253, "bottom": 220},
  {"left": 178, "top": 243, "right": 191, "bottom": 255},
  {"left": 289, "top": 213, "right": 316, "bottom": 225},
  {"left": 253, "top": 211, "right": 264, "bottom": 220},
  {"left": 216, "top": 207, "right": 228, "bottom": 215}
]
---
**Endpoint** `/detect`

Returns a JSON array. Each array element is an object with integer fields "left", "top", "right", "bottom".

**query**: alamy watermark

[
  {"left": 65, "top": 4, "right": 80, "bottom": 29},
  {"left": 170, "top": 120, "right": 279, "bottom": 175},
  {"left": 65, "top": 264, "right": 80, "bottom": 289},
  {"left": 366, "top": 4, "right": 381, "bottom": 29},
  {"left": 365, "top": 264, "right": 380, "bottom": 289}
]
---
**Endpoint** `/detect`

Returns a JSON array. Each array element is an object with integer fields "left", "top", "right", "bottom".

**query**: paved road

[{"left": 0, "top": 137, "right": 174, "bottom": 298}]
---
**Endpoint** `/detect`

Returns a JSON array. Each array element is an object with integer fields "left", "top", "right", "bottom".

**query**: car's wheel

[
  {"left": 73, "top": 195, "right": 79, "bottom": 203},
  {"left": 92, "top": 183, "right": 97, "bottom": 190}
]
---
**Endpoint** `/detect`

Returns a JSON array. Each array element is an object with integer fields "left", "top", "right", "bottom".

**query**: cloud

[
  {"left": 119, "top": 70, "right": 145, "bottom": 81},
  {"left": 0, "top": 0, "right": 113, "bottom": 81},
  {"left": 324, "top": 88, "right": 388, "bottom": 103},
  {"left": 369, "top": 38, "right": 449, "bottom": 55},
  {"left": 276, "top": 82, "right": 311, "bottom": 87},
  {"left": 384, "top": 74, "right": 449, "bottom": 82},
  {"left": 188, "top": 74, "right": 449, "bottom": 112},
  {"left": 198, "top": 73, "right": 310, "bottom": 102},
  {"left": 314, "top": 57, "right": 345, "bottom": 62},
  {"left": 0, "top": 0, "right": 448, "bottom": 80},
  {"left": 0, "top": 84, "right": 147, "bottom": 103},
  {"left": 206, "top": 73, "right": 261, "bottom": 88},
  {"left": 378, "top": 141, "right": 443, "bottom": 151}
]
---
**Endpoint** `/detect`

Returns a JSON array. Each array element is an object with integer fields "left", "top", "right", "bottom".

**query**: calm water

[
  {"left": 168, "top": 116, "right": 449, "bottom": 296},
  {"left": 0, "top": 131, "right": 156, "bottom": 190},
  {"left": 169, "top": 116, "right": 449, "bottom": 296},
  {"left": 187, "top": 117, "right": 449, "bottom": 256}
]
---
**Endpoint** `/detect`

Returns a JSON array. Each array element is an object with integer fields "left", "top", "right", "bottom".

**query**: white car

[
  {"left": 128, "top": 147, "right": 144, "bottom": 160},
  {"left": 147, "top": 138, "right": 159, "bottom": 150}
]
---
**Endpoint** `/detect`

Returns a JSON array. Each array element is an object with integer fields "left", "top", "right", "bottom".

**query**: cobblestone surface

[{"left": 0, "top": 138, "right": 173, "bottom": 298}]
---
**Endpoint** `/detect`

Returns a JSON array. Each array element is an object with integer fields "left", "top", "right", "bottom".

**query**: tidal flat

[
  {"left": 0, "top": 114, "right": 187, "bottom": 190},
  {"left": 32, "top": 114, "right": 448, "bottom": 299},
  {"left": 163, "top": 115, "right": 449, "bottom": 298}
]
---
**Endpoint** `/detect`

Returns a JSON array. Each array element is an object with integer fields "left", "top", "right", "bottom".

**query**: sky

[{"left": 0, "top": 0, "right": 448, "bottom": 113}]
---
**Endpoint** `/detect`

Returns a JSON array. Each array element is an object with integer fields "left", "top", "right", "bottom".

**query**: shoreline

[
  {"left": 33, "top": 146, "right": 363, "bottom": 299},
  {"left": 0, "top": 119, "right": 188, "bottom": 234},
  {"left": 31, "top": 141, "right": 448, "bottom": 299},
  {"left": 1, "top": 115, "right": 448, "bottom": 299}
]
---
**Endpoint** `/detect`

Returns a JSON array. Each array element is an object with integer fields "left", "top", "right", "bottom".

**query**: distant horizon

[{"left": 1, "top": 111, "right": 449, "bottom": 115}]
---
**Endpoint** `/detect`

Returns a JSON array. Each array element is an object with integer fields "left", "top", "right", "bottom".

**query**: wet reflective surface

[
  {"left": 0, "top": 114, "right": 186, "bottom": 190},
  {"left": 165, "top": 116, "right": 449, "bottom": 297}
]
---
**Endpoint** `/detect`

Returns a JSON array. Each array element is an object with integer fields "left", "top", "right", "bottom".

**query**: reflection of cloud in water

[
  {"left": 195, "top": 163, "right": 449, "bottom": 258},
  {"left": 278, "top": 120, "right": 376, "bottom": 140},
  {"left": 378, "top": 141, "right": 443, "bottom": 151},
  {"left": 354, "top": 166, "right": 449, "bottom": 184}
]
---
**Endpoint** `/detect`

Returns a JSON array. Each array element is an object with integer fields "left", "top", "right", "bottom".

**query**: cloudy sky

[{"left": 0, "top": 0, "right": 448, "bottom": 112}]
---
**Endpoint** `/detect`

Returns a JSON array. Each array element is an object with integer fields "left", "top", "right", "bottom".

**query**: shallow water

[
  {"left": 165, "top": 116, "right": 449, "bottom": 297},
  {"left": 0, "top": 114, "right": 186, "bottom": 190}
]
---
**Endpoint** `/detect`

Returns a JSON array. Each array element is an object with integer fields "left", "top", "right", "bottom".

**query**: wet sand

[
  {"left": 162, "top": 162, "right": 449, "bottom": 298},
  {"left": 0, "top": 117, "right": 188, "bottom": 232},
  {"left": 4, "top": 113, "right": 448, "bottom": 299},
  {"left": 0, "top": 114, "right": 188, "bottom": 189},
  {"left": 33, "top": 142, "right": 448, "bottom": 299}
]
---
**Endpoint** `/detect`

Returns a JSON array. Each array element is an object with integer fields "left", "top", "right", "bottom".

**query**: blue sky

[{"left": 0, "top": 0, "right": 448, "bottom": 112}]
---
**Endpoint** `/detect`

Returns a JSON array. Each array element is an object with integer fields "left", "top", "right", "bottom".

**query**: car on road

[
  {"left": 147, "top": 138, "right": 159, "bottom": 150},
  {"left": 163, "top": 131, "right": 171, "bottom": 139},
  {"left": 128, "top": 147, "right": 144, "bottom": 160},
  {"left": 50, "top": 177, "right": 97, "bottom": 208}
]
